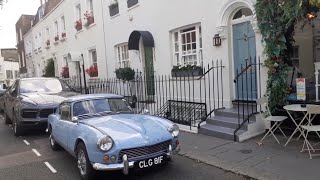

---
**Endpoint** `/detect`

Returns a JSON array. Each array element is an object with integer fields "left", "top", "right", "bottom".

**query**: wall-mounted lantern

[{"left": 213, "top": 34, "right": 222, "bottom": 46}]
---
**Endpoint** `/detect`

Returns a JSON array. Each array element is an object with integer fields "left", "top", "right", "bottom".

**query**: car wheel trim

[
  {"left": 49, "top": 135, "right": 55, "bottom": 146},
  {"left": 77, "top": 149, "right": 87, "bottom": 175}
]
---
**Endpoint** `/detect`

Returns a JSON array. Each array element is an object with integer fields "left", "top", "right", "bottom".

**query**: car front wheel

[
  {"left": 13, "top": 115, "right": 23, "bottom": 136},
  {"left": 49, "top": 133, "right": 61, "bottom": 151},
  {"left": 4, "top": 112, "right": 10, "bottom": 124},
  {"left": 76, "top": 142, "right": 95, "bottom": 180}
]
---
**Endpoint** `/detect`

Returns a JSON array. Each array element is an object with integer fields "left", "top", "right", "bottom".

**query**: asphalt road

[{"left": 0, "top": 115, "right": 244, "bottom": 180}]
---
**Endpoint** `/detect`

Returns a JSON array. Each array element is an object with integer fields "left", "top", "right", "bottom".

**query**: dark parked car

[
  {"left": 3, "top": 78, "right": 79, "bottom": 136},
  {"left": 0, "top": 88, "right": 9, "bottom": 113}
]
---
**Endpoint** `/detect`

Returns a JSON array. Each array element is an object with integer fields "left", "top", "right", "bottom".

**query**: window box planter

[
  {"left": 75, "top": 20, "right": 83, "bottom": 31},
  {"left": 109, "top": 3, "right": 119, "bottom": 16},
  {"left": 171, "top": 66, "right": 203, "bottom": 77},
  {"left": 45, "top": 45, "right": 50, "bottom": 49},
  {"left": 115, "top": 67, "right": 135, "bottom": 81},
  {"left": 127, "top": 0, "right": 138, "bottom": 8},
  {"left": 53, "top": 41, "right": 59, "bottom": 45},
  {"left": 60, "top": 37, "right": 66, "bottom": 42}
]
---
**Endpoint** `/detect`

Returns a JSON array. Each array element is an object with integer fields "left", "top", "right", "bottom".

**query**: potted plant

[
  {"left": 115, "top": 67, "right": 135, "bottom": 81},
  {"left": 61, "top": 32, "right": 66, "bottom": 38},
  {"left": 84, "top": 11, "right": 94, "bottom": 27},
  {"left": 61, "top": 66, "right": 69, "bottom": 78},
  {"left": 74, "top": 19, "right": 82, "bottom": 31},
  {"left": 45, "top": 40, "right": 50, "bottom": 48},
  {"left": 85, "top": 64, "right": 98, "bottom": 77},
  {"left": 171, "top": 64, "right": 203, "bottom": 77},
  {"left": 54, "top": 35, "right": 59, "bottom": 42},
  {"left": 109, "top": 0, "right": 119, "bottom": 16}
]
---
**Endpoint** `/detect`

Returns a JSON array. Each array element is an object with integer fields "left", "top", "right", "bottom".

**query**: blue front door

[{"left": 233, "top": 21, "right": 257, "bottom": 100}]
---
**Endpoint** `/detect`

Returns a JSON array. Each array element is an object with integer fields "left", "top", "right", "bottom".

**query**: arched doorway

[
  {"left": 231, "top": 8, "right": 257, "bottom": 100},
  {"left": 128, "top": 30, "right": 155, "bottom": 96}
]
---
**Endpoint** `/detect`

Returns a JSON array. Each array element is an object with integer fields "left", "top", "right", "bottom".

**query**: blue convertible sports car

[{"left": 48, "top": 94, "right": 180, "bottom": 180}]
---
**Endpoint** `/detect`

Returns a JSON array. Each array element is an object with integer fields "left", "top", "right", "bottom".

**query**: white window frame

[
  {"left": 87, "top": 0, "right": 94, "bottom": 13},
  {"left": 54, "top": 20, "right": 59, "bottom": 36},
  {"left": 89, "top": 48, "right": 97, "bottom": 67},
  {"left": 171, "top": 24, "right": 203, "bottom": 66},
  {"left": 75, "top": 3, "right": 82, "bottom": 21},
  {"left": 115, "top": 43, "right": 130, "bottom": 68},
  {"left": 60, "top": 15, "right": 66, "bottom": 33}
]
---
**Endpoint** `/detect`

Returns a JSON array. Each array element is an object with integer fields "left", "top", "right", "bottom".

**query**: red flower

[
  {"left": 46, "top": 40, "right": 50, "bottom": 46},
  {"left": 61, "top": 66, "right": 69, "bottom": 78},
  {"left": 85, "top": 65, "right": 98, "bottom": 77},
  {"left": 54, "top": 35, "right": 59, "bottom": 41},
  {"left": 74, "top": 19, "right": 82, "bottom": 30}
]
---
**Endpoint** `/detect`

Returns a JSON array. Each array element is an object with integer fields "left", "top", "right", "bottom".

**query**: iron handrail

[
  {"left": 198, "top": 65, "right": 225, "bottom": 80},
  {"left": 233, "top": 111, "right": 260, "bottom": 141},
  {"left": 233, "top": 63, "right": 263, "bottom": 83}
]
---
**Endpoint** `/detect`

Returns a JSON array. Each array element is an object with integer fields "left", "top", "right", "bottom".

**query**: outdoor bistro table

[{"left": 283, "top": 104, "right": 320, "bottom": 146}]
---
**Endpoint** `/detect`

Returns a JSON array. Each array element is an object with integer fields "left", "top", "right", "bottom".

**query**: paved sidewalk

[{"left": 178, "top": 131, "right": 320, "bottom": 180}]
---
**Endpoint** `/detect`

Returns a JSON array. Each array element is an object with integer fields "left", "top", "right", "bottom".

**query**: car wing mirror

[{"left": 72, "top": 117, "right": 79, "bottom": 124}]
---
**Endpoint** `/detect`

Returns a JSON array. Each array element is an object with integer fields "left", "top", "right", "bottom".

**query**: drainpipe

[
  {"left": 81, "top": 54, "right": 88, "bottom": 94},
  {"left": 100, "top": 0, "right": 109, "bottom": 78}
]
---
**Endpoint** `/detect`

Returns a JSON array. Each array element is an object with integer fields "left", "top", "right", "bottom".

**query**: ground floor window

[
  {"left": 115, "top": 43, "right": 129, "bottom": 68},
  {"left": 171, "top": 24, "right": 203, "bottom": 66}
]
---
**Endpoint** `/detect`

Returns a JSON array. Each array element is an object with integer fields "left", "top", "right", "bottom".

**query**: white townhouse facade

[
  {"left": 101, "top": 0, "right": 267, "bottom": 108},
  {"left": 24, "top": 0, "right": 107, "bottom": 79},
  {"left": 0, "top": 49, "right": 20, "bottom": 88}
]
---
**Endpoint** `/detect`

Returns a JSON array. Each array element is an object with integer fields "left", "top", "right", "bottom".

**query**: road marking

[
  {"left": 44, "top": 162, "right": 57, "bottom": 173},
  {"left": 32, "top": 149, "right": 41, "bottom": 157},
  {"left": 23, "top": 140, "right": 30, "bottom": 146}
]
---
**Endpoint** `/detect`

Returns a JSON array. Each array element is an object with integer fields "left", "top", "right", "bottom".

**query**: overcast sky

[{"left": 0, "top": 0, "right": 39, "bottom": 48}]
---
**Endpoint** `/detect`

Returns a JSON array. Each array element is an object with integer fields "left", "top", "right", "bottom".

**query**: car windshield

[
  {"left": 20, "top": 79, "right": 71, "bottom": 93},
  {"left": 73, "top": 98, "right": 132, "bottom": 117}
]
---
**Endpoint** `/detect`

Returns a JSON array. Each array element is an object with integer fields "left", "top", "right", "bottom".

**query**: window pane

[{"left": 187, "top": 33, "right": 191, "bottom": 43}]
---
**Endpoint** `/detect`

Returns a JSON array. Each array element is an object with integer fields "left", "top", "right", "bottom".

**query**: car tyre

[
  {"left": 4, "top": 112, "right": 10, "bottom": 125},
  {"left": 49, "top": 134, "right": 61, "bottom": 151},
  {"left": 13, "top": 115, "right": 23, "bottom": 136},
  {"left": 76, "top": 142, "right": 95, "bottom": 180}
]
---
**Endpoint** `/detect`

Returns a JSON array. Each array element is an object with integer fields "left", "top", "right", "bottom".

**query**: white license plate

[{"left": 138, "top": 156, "right": 164, "bottom": 169}]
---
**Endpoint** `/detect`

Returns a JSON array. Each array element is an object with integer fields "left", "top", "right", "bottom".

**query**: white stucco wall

[
  {"left": 24, "top": 0, "right": 107, "bottom": 79},
  {"left": 102, "top": 0, "right": 266, "bottom": 107},
  {"left": 0, "top": 55, "right": 20, "bottom": 87}
]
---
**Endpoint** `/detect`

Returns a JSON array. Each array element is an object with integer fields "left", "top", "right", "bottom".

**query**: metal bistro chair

[
  {"left": 256, "top": 97, "right": 287, "bottom": 144},
  {"left": 300, "top": 106, "right": 320, "bottom": 159}
]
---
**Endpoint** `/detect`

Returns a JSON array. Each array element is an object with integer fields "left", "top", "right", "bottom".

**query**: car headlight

[
  {"left": 168, "top": 124, "right": 179, "bottom": 137},
  {"left": 97, "top": 135, "right": 113, "bottom": 151},
  {"left": 21, "top": 99, "right": 37, "bottom": 107}
]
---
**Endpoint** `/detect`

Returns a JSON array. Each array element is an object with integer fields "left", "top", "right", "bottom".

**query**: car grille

[
  {"left": 39, "top": 109, "right": 56, "bottom": 118},
  {"left": 21, "top": 108, "right": 56, "bottom": 119},
  {"left": 21, "top": 109, "right": 38, "bottom": 118},
  {"left": 118, "top": 140, "right": 171, "bottom": 162}
]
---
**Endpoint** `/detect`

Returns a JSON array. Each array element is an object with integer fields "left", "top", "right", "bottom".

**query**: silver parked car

[{"left": 3, "top": 77, "right": 78, "bottom": 136}]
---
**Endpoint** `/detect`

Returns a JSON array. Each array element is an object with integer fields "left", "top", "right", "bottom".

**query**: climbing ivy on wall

[{"left": 255, "top": 0, "right": 317, "bottom": 111}]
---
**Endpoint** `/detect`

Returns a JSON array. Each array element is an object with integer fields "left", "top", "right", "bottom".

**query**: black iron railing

[
  {"left": 64, "top": 60, "right": 225, "bottom": 128},
  {"left": 233, "top": 56, "right": 262, "bottom": 141}
]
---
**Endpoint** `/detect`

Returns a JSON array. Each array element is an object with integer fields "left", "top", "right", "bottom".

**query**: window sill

[
  {"left": 110, "top": 13, "right": 120, "bottom": 19},
  {"left": 60, "top": 37, "right": 67, "bottom": 42},
  {"left": 76, "top": 29, "right": 84, "bottom": 34},
  {"left": 85, "top": 23, "right": 96, "bottom": 29},
  {"left": 170, "top": 76, "right": 203, "bottom": 81},
  {"left": 127, "top": 4, "right": 139, "bottom": 11}
]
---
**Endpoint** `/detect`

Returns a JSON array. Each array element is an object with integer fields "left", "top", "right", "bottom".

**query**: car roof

[
  {"left": 63, "top": 94, "right": 124, "bottom": 103},
  {"left": 20, "top": 77, "right": 59, "bottom": 81}
]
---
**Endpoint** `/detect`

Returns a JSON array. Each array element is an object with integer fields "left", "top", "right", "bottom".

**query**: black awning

[{"left": 128, "top": 31, "right": 154, "bottom": 50}]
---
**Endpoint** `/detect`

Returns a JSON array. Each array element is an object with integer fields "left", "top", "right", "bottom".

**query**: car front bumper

[{"left": 92, "top": 145, "right": 180, "bottom": 174}]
